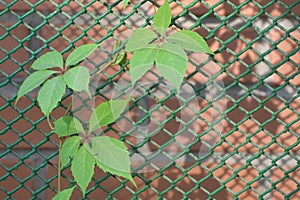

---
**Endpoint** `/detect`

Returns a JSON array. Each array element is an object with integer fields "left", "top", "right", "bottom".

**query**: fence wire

[{"left": 0, "top": 0, "right": 300, "bottom": 199}]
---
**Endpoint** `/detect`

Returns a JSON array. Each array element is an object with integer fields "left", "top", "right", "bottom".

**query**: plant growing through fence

[
  {"left": 16, "top": 43, "right": 134, "bottom": 198},
  {"left": 126, "top": 1, "right": 214, "bottom": 92},
  {"left": 16, "top": 1, "right": 213, "bottom": 199}
]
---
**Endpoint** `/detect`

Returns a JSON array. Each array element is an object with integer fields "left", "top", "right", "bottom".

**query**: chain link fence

[{"left": 0, "top": 0, "right": 300, "bottom": 199}]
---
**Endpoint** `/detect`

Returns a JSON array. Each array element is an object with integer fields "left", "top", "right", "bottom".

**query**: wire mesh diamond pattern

[{"left": 0, "top": 0, "right": 299, "bottom": 199}]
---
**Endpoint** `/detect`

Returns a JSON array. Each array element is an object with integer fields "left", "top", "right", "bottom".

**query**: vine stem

[
  {"left": 91, "top": 62, "right": 111, "bottom": 81},
  {"left": 58, "top": 138, "right": 62, "bottom": 192},
  {"left": 47, "top": 117, "right": 54, "bottom": 130},
  {"left": 56, "top": 53, "right": 114, "bottom": 193},
  {"left": 56, "top": 62, "right": 111, "bottom": 191},
  {"left": 64, "top": 94, "right": 78, "bottom": 116}
]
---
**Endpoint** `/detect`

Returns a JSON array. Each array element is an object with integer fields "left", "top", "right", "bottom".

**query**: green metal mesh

[{"left": 0, "top": 0, "right": 300, "bottom": 199}]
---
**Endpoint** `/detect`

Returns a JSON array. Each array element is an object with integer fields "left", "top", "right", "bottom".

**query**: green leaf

[
  {"left": 89, "top": 99, "right": 129, "bottom": 133},
  {"left": 89, "top": 136, "right": 136, "bottom": 187},
  {"left": 52, "top": 186, "right": 75, "bottom": 200},
  {"left": 54, "top": 116, "right": 84, "bottom": 137},
  {"left": 60, "top": 136, "right": 81, "bottom": 170},
  {"left": 123, "top": 0, "right": 129, "bottom": 9},
  {"left": 129, "top": 44, "right": 157, "bottom": 86},
  {"left": 125, "top": 28, "right": 157, "bottom": 52},
  {"left": 155, "top": 43, "right": 188, "bottom": 92},
  {"left": 113, "top": 51, "right": 127, "bottom": 66},
  {"left": 31, "top": 51, "right": 63, "bottom": 70},
  {"left": 37, "top": 76, "right": 66, "bottom": 117},
  {"left": 63, "top": 66, "right": 91, "bottom": 96},
  {"left": 167, "top": 30, "right": 214, "bottom": 54},
  {"left": 153, "top": 1, "right": 172, "bottom": 36},
  {"left": 66, "top": 44, "right": 99, "bottom": 67},
  {"left": 16, "top": 70, "right": 56, "bottom": 103},
  {"left": 110, "top": 39, "right": 127, "bottom": 66},
  {"left": 71, "top": 145, "right": 95, "bottom": 196}
]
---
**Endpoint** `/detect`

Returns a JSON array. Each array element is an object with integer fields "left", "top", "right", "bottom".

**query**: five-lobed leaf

[
  {"left": 155, "top": 43, "right": 188, "bottom": 92},
  {"left": 31, "top": 51, "right": 64, "bottom": 70},
  {"left": 89, "top": 136, "right": 136, "bottom": 186},
  {"left": 63, "top": 66, "right": 91, "bottom": 96},
  {"left": 129, "top": 44, "right": 157, "bottom": 86},
  {"left": 16, "top": 70, "right": 56, "bottom": 103},
  {"left": 153, "top": 1, "right": 172, "bottom": 36},
  {"left": 37, "top": 76, "right": 66, "bottom": 117},
  {"left": 54, "top": 116, "right": 84, "bottom": 137},
  {"left": 71, "top": 145, "right": 95, "bottom": 196},
  {"left": 52, "top": 186, "right": 75, "bottom": 200},
  {"left": 66, "top": 44, "right": 99, "bottom": 67},
  {"left": 125, "top": 2, "right": 214, "bottom": 94},
  {"left": 89, "top": 99, "right": 129, "bottom": 133},
  {"left": 167, "top": 30, "right": 214, "bottom": 54},
  {"left": 60, "top": 136, "right": 81, "bottom": 170},
  {"left": 125, "top": 28, "right": 157, "bottom": 52}
]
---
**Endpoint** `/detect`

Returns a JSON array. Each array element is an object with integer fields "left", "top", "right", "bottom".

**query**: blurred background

[{"left": 0, "top": 0, "right": 299, "bottom": 199}]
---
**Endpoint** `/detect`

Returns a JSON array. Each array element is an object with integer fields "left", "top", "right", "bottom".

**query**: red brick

[
  {"left": 7, "top": 0, "right": 297, "bottom": 19},
  {"left": 141, "top": 96, "right": 300, "bottom": 154},
  {"left": 189, "top": 26, "right": 259, "bottom": 84},
  {"left": 217, "top": 96, "right": 300, "bottom": 153},
  {"left": 0, "top": 24, "right": 30, "bottom": 78},
  {"left": 263, "top": 0, "right": 300, "bottom": 17},
  {"left": 270, "top": 30, "right": 300, "bottom": 86},
  {"left": 272, "top": 167, "right": 300, "bottom": 199},
  {"left": 143, "top": 163, "right": 259, "bottom": 199},
  {"left": 189, "top": 0, "right": 299, "bottom": 17},
  {"left": 0, "top": 95, "right": 74, "bottom": 149},
  {"left": 224, "top": 164, "right": 260, "bottom": 199},
  {"left": 0, "top": 160, "right": 33, "bottom": 199}
]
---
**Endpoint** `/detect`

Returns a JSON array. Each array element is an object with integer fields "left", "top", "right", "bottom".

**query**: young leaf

[
  {"left": 52, "top": 186, "right": 75, "bottom": 200},
  {"left": 123, "top": 0, "right": 129, "bottom": 9},
  {"left": 155, "top": 43, "right": 188, "bottom": 92},
  {"left": 63, "top": 66, "right": 91, "bottom": 96},
  {"left": 65, "top": 44, "right": 99, "bottom": 67},
  {"left": 54, "top": 116, "right": 84, "bottom": 137},
  {"left": 153, "top": 1, "right": 172, "bottom": 36},
  {"left": 111, "top": 40, "right": 127, "bottom": 66},
  {"left": 60, "top": 136, "right": 81, "bottom": 170},
  {"left": 16, "top": 70, "right": 56, "bottom": 103},
  {"left": 31, "top": 51, "right": 64, "bottom": 70},
  {"left": 129, "top": 44, "right": 158, "bottom": 86},
  {"left": 89, "top": 136, "right": 136, "bottom": 186},
  {"left": 37, "top": 76, "right": 66, "bottom": 117},
  {"left": 71, "top": 145, "right": 95, "bottom": 196},
  {"left": 89, "top": 99, "right": 129, "bottom": 133},
  {"left": 125, "top": 28, "right": 157, "bottom": 52},
  {"left": 167, "top": 30, "right": 214, "bottom": 54},
  {"left": 113, "top": 50, "right": 127, "bottom": 66}
]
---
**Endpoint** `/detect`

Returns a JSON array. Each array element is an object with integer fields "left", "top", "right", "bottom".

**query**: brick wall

[{"left": 0, "top": 1, "right": 299, "bottom": 199}]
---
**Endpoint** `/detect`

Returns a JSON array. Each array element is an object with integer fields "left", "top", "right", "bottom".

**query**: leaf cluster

[
  {"left": 16, "top": 2, "right": 215, "bottom": 200},
  {"left": 53, "top": 100, "right": 135, "bottom": 198},
  {"left": 16, "top": 44, "right": 98, "bottom": 117},
  {"left": 125, "top": 2, "right": 214, "bottom": 92}
]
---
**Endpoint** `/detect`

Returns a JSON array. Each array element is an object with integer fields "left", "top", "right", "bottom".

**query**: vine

[
  {"left": 16, "top": 2, "right": 213, "bottom": 199},
  {"left": 126, "top": 2, "right": 214, "bottom": 92}
]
